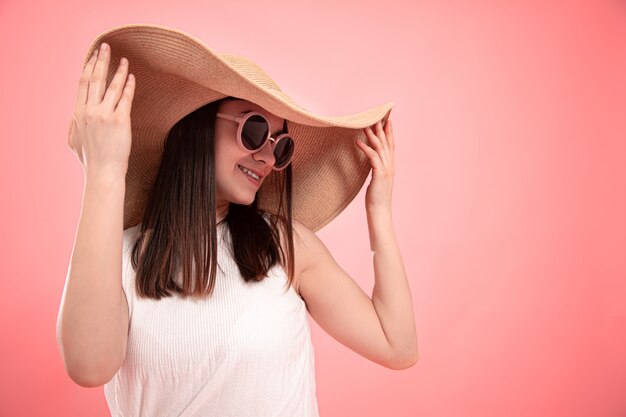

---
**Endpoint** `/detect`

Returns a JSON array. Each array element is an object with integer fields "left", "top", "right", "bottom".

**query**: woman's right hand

[{"left": 67, "top": 42, "right": 136, "bottom": 177}]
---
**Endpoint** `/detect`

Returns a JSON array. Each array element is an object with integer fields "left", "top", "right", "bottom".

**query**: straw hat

[{"left": 82, "top": 23, "right": 394, "bottom": 232}]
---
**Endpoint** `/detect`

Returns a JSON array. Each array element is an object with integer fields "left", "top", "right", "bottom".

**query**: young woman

[{"left": 57, "top": 23, "right": 417, "bottom": 416}]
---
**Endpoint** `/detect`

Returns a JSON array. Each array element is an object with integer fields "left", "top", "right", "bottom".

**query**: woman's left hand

[{"left": 356, "top": 117, "right": 395, "bottom": 213}]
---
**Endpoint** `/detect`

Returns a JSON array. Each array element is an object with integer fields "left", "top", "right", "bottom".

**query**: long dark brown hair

[{"left": 129, "top": 96, "right": 295, "bottom": 300}]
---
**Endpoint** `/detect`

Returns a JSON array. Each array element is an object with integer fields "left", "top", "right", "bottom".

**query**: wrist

[{"left": 366, "top": 206, "right": 393, "bottom": 224}]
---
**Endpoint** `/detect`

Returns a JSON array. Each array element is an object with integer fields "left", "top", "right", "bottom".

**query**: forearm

[
  {"left": 57, "top": 170, "right": 128, "bottom": 385},
  {"left": 368, "top": 208, "right": 418, "bottom": 365}
]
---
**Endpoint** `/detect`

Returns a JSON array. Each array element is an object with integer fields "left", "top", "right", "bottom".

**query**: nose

[{"left": 252, "top": 136, "right": 276, "bottom": 167}]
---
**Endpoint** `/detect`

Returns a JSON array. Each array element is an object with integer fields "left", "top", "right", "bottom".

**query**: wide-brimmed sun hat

[{"left": 82, "top": 23, "right": 394, "bottom": 232}]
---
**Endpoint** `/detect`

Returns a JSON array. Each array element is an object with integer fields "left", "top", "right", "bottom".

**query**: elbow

[
  {"left": 56, "top": 327, "right": 121, "bottom": 387},
  {"left": 388, "top": 347, "right": 418, "bottom": 370},
  {"left": 65, "top": 365, "right": 116, "bottom": 388},
  {"left": 391, "top": 353, "right": 418, "bottom": 370},
  {"left": 58, "top": 344, "right": 118, "bottom": 388},
  {"left": 404, "top": 350, "right": 419, "bottom": 369}
]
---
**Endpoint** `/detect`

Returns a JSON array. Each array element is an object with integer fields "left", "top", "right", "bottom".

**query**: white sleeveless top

[{"left": 104, "top": 222, "right": 319, "bottom": 417}]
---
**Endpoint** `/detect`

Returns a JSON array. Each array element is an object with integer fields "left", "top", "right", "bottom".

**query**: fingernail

[{"left": 101, "top": 43, "right": 108, "bottom": 51}]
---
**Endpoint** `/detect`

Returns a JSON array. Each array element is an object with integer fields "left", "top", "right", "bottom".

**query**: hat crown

[
  {"left": 90, "top": 23, "right": 392, "bottom": 232},
  {"left": 219, "top": 53, "right": 283, "bottom": 93}
]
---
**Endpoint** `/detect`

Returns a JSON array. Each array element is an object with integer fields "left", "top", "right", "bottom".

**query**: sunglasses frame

[{"left": 216, "top": 111, "right": 294, "bottom": 171}]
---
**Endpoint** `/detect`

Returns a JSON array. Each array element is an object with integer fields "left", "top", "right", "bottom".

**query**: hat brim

[{"left": 84, "top": 23, "right": 394, "bottom": 231}]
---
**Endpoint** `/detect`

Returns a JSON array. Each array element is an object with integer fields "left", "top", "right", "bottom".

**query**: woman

[{"left": 57, "top": 24, "right": 417, "bottom": 416}]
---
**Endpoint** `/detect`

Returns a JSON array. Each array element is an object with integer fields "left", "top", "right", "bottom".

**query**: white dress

[{"left": 104, "top": 222, "right": 319, "bottom": 417}]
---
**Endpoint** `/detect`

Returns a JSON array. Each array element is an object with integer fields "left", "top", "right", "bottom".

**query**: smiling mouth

[{"left": 238, "top": 165, "right": 261, "bottom": 185}]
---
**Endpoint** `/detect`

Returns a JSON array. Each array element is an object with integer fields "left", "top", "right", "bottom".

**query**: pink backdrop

[{"left": 1, "top": 0, "right": 625, "bottom": 416}]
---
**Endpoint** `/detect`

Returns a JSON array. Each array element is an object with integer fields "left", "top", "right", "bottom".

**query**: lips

[{"left": 237, "top": 164, "right": 265, "bottom": 180}]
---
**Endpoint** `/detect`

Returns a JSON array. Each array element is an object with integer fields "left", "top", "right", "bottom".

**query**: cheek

[
  {"left": 214, "top": 137, "right": 235, "bottom": 170},
  {"left": 214, "top": 131, "right": 253, "bottom": 179},
  {"left": 214, "top": 148, "right": 245, "bottom": 184}
]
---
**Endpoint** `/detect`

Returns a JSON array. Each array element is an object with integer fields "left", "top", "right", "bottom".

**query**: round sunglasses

[{"left": 216, "top": 111, "right": 295, "bottom": 170}]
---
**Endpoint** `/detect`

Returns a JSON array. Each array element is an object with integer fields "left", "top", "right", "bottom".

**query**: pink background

[{"left": 1, "top": 0, "right": 625, "bottom": 416}]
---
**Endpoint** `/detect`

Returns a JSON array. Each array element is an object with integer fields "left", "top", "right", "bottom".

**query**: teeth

[{"left": 239, "top": 165, "right": 260, "bottom": 180}]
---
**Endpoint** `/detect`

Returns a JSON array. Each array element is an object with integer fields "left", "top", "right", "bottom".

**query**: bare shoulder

[
  {"left": 293, "top": 222, "right": 343, "bottom": 298},
  {"left": 290, "top": 218, "right": 321, "bottom": 266},
  {"left": 269, "top": 214, "right": 324, "bottom": 298}
]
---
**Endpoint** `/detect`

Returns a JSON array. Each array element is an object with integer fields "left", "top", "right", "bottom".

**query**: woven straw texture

[{"left": 84, "top": 24, "right": 394, "bottom": 232}]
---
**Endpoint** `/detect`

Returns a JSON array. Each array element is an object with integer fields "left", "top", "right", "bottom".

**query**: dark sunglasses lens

[
  {"left": 274, "top": 137, "right": 295, "bottom": 168},
  {"left": 241, "top": 115, "right": 269, "bottom": 150}
]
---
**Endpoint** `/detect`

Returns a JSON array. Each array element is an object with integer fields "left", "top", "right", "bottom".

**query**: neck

[{"left": 216, "top": 201, "right": 229, "bottom": 223}]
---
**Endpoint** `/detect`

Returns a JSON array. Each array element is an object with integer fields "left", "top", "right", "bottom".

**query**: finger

[
  {"left": 102, "top": 57, "right": 129, "bottom": 110},
  {"left": 374, "top": 120, "right": 389, "bottom": 149},
  {"left": 363, "top": 125, "right": 383, "bottom": 150},
  {"left": 114, "top": 73, "right": 136, "bottom": 116},
  {"left": 355, "top": 138, "right": 382, "bottom": 171},
  {"left": 87, "top": 43, "right": 111, "bottom": 106},
  {"left": 385, "top": 118, "right": 395, "bottom": 150},
  {"left": 67, "top": 116, "right": 75, "bottom": 148},
  {"left": 365, "top": 125, "right": 389, "bottom": 160},
  {"left": 75, "top": 49, "right": 98, "bottom": 107},
  {"left": 383, "top": 119, "right": 394, "bottom": 169},
  {"left": 377, "top": 120, "right": 394, "bottom": 165}
]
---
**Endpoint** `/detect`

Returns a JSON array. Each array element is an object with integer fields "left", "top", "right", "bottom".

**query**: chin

[{"left": 231, "top": 192, "right": 256, "bottom": 206}]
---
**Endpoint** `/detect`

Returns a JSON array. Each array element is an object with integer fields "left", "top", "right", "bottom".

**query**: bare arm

[
  {"left": 294, "top": 216, "right": 417, "bottom": 370},
  {"left": 359, "top": 118, "right": 418, "bottom": 365},
  {"left": 296, "top": 118, "right": 417, "bottom": 370},
  {"left": 58, "top": 42, "right": 135, "bottom": 387},
  {"left": 56, "top": 170, "right": 129, "bottom": 387},
  {"left": 368, "top": 209, "right": 418, "bottom": 366}
]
